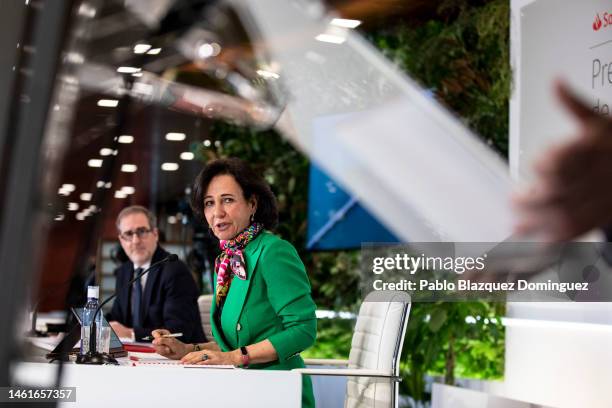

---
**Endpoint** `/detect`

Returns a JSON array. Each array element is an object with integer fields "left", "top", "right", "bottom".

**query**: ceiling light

[
  {"left": 100, "top": 148, "right": 113, "bottom": 156},
  {"left": 118, "top": 135, "right": 134, "bottom": 144},
  {"left": 68, "top": 202, "right": 79, "bottom": 211},
  {"left": 61, "top": 184, "right": 76, "bottom": 192},
  {"left": 80, "top": 193, "right": 92, "bottom": 201},
  {"left": 117, "top": 66, "right": 141, "bottom": 74},
  {"left": 87, "top": 159, "right": 103, "bottom": 168},
  {"left": 203, "top": 139, "right": 211, "bottom": 147},
  {"left": 167, "top": 215, "right": 177, "bottom": 224},
  {"left": 77, "top": 3, "right": 97, "bottom": 18},
  {"left": 121, "top": 164, "right": 137, "bottom": 173},
  {"left": 161, "top": 162, "right": 179, "bottom": 171},
  {"left": 76, "top": 213, "right": 85, "bottom": 221},
  {"left": 147, "top": 48, "right": 161, "bottom": 55},
  {"left": 97, "top": 99, "right": 119, "bottom": 107},
  {"left": 104, "top": 182, "right": 112, "bottom": 188},
  {"left": 256, "top": 69, "right": 280, "bottom": 79},
  {"left": 165, "top": 132, "right": 186, "bottom": 141},
  {"left": 197, "top": 43, "right": 214, "bottom": 59},
  {"left": 114, "top": 190, "right": 127, "bottom": 199},
  {"left": 315, "top": 33, "right": 346, "bottom": 44},
  {"left": 121, "top": 186, "right": 135, "bottom": 195},
  {"left": 180, "top": 152, "right": 194, "bottom": 160},
  {"left": 330, "top": 18, "right": 361, "bottom": 29},
  {"left": 96, "top": 181, "right": 105, "bottom": 188},
  {"left": 65, "top": 52, "right": 85, "bottom": 65},
  {"left": 133, "top": 44, "right": 151, "bottom": 54},
  {"left": 54, "top": 214, "right": 65, "bottom": 221}
]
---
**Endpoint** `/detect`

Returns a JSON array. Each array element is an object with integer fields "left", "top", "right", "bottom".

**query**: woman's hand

[
  {"left": 180, "top": 348, "right": 241, "bottom": 366},
  {"left": 151, "top": 329, "right": 191, "bottom": 360}
]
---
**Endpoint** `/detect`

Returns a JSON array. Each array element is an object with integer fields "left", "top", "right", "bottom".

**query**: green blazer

[{"left": 210, "top": 231, "right": 317, "bottom": 408}]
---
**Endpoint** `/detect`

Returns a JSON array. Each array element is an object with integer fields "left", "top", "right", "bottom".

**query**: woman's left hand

[{"left": 180, "top": 349, "right": 240, "bottom": 366}]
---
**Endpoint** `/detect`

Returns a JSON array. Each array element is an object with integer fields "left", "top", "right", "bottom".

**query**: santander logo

[
  {"left": 593, "top": 14, "right": 602, "bottom": 31},
  {"left": 593, "top": 12, "right": 612, "bottom": 31}
]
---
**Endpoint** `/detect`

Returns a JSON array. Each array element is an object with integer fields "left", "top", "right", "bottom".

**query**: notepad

[
  {"left": 130, "top": 361, "right": 235, "bottom": 369},
  {"left": 128, "top": 354, "right": 234, "bottom": 368}
]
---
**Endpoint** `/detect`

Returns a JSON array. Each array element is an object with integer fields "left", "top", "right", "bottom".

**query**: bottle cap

[{"left": 87, "top": 285, "right": 99, "bottom": 299}]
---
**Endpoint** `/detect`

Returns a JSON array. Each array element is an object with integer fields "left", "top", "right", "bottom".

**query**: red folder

[{"left": 123, "top": 344, "right": 156, "bottom": 353}]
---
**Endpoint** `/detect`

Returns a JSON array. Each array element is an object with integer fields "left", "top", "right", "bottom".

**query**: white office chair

[
  {"left": 197, "top": 294, "right": 214, "bottom": 341},
  {"left": 296, "top": 291, "right": 411, "bottom": 408}
]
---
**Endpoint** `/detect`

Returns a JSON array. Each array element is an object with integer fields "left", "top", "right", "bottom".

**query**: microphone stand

[{"left": 76, "top": 254, "right": 177, "bottom": 365}]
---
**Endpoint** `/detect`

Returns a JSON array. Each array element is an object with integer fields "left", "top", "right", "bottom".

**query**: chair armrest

[
  {"left": 293, "top": 367, "right": 398, "bottom": 379},
  {"left": 303, "top": 358, "right": 349, "bottom": 366}
]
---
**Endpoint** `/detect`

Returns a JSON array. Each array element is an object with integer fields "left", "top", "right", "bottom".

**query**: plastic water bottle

[{"left": 80, "top": 285, "right": 99, "bottom": 355}]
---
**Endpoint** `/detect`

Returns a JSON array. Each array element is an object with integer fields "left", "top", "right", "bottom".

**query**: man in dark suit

[{"left": 107, "top": 205, "right": 206, "bottom": 343}]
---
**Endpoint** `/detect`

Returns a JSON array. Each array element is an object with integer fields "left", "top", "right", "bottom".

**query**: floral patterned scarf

[{"left": 215, "top": 222, "right": 263, "bottom": 307}]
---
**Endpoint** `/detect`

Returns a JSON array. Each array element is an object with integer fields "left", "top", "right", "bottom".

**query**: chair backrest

[
  {"left": 197, "top": 294, "right": 214, "bottom": 341},
  {"left": 345, "top": 291, "right": 411, "bottom": 408}
]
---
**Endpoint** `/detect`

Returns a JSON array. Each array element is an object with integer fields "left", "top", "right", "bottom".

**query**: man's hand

[
  {"left": 513, "top": 81, "right": 612, "bottom": 241},
  {"left": 109, "top": 321, "right": 134, "bottom": 339},
  {"left": 151, "top": 329, "right": 191, "bottom": 360}
]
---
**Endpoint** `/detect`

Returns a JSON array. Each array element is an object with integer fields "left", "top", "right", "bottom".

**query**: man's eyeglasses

[{"left": 119, "top": 227, "right": 153, "bottom": 241}]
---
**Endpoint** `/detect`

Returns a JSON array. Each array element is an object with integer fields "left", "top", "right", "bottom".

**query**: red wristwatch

[{"left": 240, "top": 346, "right": 250, "bottom": 368}]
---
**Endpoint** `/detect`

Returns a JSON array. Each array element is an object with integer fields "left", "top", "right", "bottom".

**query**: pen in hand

[{"left": 141, "top": 332, "right": 183, "bottom": 341}]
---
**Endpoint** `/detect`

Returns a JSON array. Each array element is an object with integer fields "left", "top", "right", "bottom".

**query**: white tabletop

[{"left": 12, "top": 360, "right": 302, "bottom": 407}]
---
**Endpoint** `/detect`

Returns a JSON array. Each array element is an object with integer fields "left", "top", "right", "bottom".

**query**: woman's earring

[{"left": 250, "top": 213, "right": 255, "bottom": 222}]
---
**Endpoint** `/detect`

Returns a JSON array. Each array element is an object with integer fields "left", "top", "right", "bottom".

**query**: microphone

[{"left": 76, "top": 254, "right": 178, "bottom": 365}]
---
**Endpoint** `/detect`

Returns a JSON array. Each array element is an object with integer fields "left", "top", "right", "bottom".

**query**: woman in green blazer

[{"left": 152, "top": 158, "right": 317, "bottom": 408}]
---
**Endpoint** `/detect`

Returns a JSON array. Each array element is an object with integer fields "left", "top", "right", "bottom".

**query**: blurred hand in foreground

[{"left": 513, "top": 81, "right": 612, "bottom": 242}]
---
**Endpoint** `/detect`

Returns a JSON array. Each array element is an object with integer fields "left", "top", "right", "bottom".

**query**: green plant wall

[{"left": 370, "top": 0, "right": 511, "bottom": 156}]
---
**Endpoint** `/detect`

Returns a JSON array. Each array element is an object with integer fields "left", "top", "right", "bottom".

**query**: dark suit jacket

[{"left": 106, "top": 246, "right": 206, "bottom": 343}]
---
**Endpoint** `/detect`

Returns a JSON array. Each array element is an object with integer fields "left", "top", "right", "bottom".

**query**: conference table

[{"left": 13, "top": 344, "right": 302, "bottom": 407}]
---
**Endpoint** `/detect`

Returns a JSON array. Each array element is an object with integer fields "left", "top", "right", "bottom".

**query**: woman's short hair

[{"left": 191, "top": 158, "right": 279, "bottom": 230}]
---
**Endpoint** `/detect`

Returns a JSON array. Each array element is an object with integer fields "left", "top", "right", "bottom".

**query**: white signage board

[
  {"left": 510, "top": 0, "right": 612, "bottom": 181},
  {"left": 508, "top": 2, "right": 612, "bottom": 407}
]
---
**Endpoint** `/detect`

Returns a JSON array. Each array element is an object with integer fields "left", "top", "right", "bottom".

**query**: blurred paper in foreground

[{"left": 233, "top": 0, "right": 515, "bottom": 242}]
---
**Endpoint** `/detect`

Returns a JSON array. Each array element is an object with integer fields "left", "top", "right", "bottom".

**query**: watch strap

[{"left": 240, "top": 346, "right": 249, "bottom": 368}]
